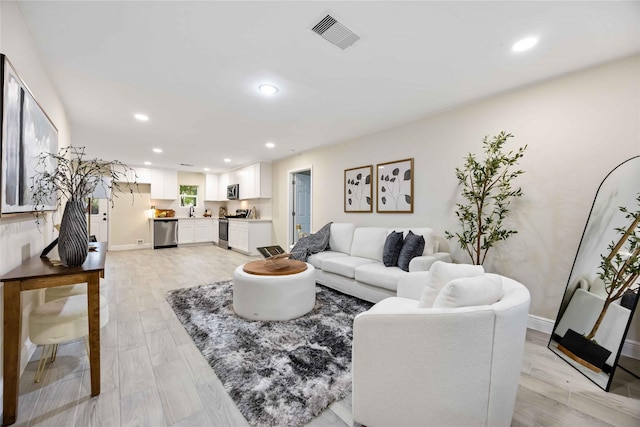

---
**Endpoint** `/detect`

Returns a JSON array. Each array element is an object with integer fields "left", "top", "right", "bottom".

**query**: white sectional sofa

[{"left": 307, "top": 223, "right": 452, "bottom": 303}]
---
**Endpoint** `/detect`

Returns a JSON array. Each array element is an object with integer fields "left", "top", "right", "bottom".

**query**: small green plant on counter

[{"left": 445, "top": 131, "right": 527, "bottom": 265}]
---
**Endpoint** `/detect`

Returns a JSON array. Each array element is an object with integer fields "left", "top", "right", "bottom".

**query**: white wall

[
  {"left": 0, "top": 0, "right": 72, "bottom": 383},
  {"left": 272, "top": 55, "right": 640, "bottom": 340}
]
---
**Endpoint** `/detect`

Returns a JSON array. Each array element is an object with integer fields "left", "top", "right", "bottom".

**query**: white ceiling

[{"left": 17, "top": 1, "right": 640, "bottom": 173}]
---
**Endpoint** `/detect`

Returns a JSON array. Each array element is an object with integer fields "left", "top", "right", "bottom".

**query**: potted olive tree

[
  {"left": 559, "top": 194, "right": 640, "bottom": 371},
  {"left": 445, "top": 131, "right": 527, "bottom": 265},
  {"left": 31, "top": 146, "right": 137, "bottom": 267}
]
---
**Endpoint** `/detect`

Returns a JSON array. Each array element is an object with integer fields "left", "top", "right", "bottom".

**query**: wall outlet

[{"left": 136, "top": 239, "right": 144, "bottom": 245}]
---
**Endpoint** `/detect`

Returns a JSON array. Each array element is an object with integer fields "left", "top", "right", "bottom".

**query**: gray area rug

[{"left": 165, "top": 281, "right": 372, "bottom": 427}]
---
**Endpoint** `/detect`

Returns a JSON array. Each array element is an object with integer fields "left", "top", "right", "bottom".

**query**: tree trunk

[{"left": 586, "top": 300, "right": 612, "bottom": 341}]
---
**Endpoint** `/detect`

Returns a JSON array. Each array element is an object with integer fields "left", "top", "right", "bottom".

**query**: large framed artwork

[
  {"left": 376, "top": 158, "right": 413, "bottom": 213},
  {"left": 1, "top": 54, "right": 58, "bottom": 215},
  {"left": 344, "top": 165, "right": 372, "bottom": 212}
]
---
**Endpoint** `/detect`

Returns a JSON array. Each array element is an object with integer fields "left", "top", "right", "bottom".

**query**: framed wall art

[
  {"left": 376, "top": 158, "right": 413, "bottom": 213},
  {"left": 1, "top": 54, "right": 58, "bottom": 215},
  {"left": 344, "top": 165, "right": 372, "bottom": 212}
]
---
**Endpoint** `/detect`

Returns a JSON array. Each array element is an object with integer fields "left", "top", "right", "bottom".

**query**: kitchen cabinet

[
  {"left": 178, "top": 219, "right": 195, "bottom": 244},
  {"left": 218, "top": 172, "right": 230, "bottom": 200},
  {"left": 254, "top": 162, "right": 272, "bottom": 199},
  {"left": 112, "top": 165, "right": 151, "bottom": 184},
  {"left": 213, "top": 162, "right": 271, "bottom": 201},
  {"left": 212, "top": 219, "right": 219, "bottom": 244},
  {"left": 130, "top": 167, "right": 151, "bottom": 184},
  {"left": 238, "top": 165, "right": 258, "bottom": 199},
  {"left": 228, "top": 220, "right": 271, "bottom": 256},
  {"left": 235, "top": 162, "right": 272, "bottom": 199},
  {"left": 194, "top": 219, "right": 214, "bottom": 243},
  {"left": 205, "top": 173, "right": 219, "bottom": 201},
  {"left": 151, "top": 169, "right": 178, "bottom": 200},
  {"left": 178, "top": 218, "right": 215, "bottom": 244},
  {"left": 228, "top": 221, "right": 248, "bottom": 253}
]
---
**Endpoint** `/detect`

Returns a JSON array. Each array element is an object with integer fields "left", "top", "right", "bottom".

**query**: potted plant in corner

[
  {"left": 558, "top": 194, "right": 640, "bottom": 372},
  {"left": 445, "top": 131, "right": 527, "bottom": 265},
  {"left": 31, "top": 146, "right": 137, "bottom": 267}
]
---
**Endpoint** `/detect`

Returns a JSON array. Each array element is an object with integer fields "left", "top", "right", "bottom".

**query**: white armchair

[{"left": 352, "top": 272, "right": 530, "bottom": 427}]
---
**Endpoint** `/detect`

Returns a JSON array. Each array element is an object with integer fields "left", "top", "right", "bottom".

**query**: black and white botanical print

[
  {"left": 344, "top": 165, "right": 372, "bottom": 212},
  {"left": 377, "top": 158, "right": 414, "bottom": 213}
]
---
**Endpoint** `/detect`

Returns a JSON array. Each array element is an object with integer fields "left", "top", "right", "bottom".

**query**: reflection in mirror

[{"left": 548, "top": 156, "right": 640, "bottom": 391}]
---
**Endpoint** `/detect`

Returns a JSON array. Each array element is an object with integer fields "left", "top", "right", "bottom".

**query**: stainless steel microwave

[{"left": 227, "top": 184, "right": 239, "bottom": 200}]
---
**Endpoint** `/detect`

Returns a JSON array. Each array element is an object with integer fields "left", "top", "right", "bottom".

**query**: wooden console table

[{"left": 1, "top": 243, "right": 106, "bottom": 426}]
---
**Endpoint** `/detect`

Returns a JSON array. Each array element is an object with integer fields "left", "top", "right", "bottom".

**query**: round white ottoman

[{"left": 233, "top": 262, "right": 316, "bottom": 321}]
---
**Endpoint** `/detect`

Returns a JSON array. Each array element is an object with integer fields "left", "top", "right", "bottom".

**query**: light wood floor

[{"left": 12, "top": 244, "right": 640, "bottom": 426}]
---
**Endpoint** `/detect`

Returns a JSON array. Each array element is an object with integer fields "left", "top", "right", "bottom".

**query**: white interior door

[
  {"left": 87, "top": 198, "right": 109, "bottom": 243},
  {"left": 291, "top": 170, "right": 311, "bottom": 244},
  {"left": 295, "top": 172, "right": 311, "bottom": 237}
]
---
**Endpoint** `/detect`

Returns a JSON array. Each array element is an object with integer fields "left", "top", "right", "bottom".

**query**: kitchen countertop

[
  {"left": 226, "top": 218, "right": 272, "bottom": 222},
  {"left": 150, "top": 217, "right": 271, "bottom": 221},
  {"left": 151, "top": 217, "right": 220, "bottom": 220}
]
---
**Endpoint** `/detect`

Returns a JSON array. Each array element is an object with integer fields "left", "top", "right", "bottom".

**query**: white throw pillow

[
  {"left": 417, "top": 261, "right": 484, "bottom": 308},
  {"left": 432, "top": 275, "right": 504, "bottom": 308}
]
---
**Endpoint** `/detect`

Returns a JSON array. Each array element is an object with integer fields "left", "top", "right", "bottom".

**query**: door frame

[{"left": 288, "top": 165, "right": 313, "bottom": 246}]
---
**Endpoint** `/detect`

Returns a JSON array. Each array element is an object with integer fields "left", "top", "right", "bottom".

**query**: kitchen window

[{"left": 179, "top": 185, "right": 198, "bottom": 207}]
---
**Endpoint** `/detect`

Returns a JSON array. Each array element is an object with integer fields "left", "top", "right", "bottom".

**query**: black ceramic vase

[{"left": 58, "top": 200, "right": 88, "bottom": 267}]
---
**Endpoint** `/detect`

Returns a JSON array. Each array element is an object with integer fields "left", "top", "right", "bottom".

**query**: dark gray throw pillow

[
  {"left": 383, "top": 231, "right": 404, "bottom": 267},
  {"left": 290, "top": 222, "right": 332, "bottom": 261},
  {"left": 397, "top": 231, "right": 425, "bottom": 272}
]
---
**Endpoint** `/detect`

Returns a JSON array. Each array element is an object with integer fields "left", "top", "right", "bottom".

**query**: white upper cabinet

[
  {"left": 233, "top": 162, "right": 272, "bottom": 200},
  {"left": 130, "top": 167, "right": 151, "bottom": 184},
  {"left": 204, "top": 162, "right": 272, "bottom": 201},
  {"left": 150, "top": 169, "right": 178, "bottom": 200},
  {"left": 218, "top": 173, "right": 230, "bottom": 200},
  {"left": 255, "top": 162, "right": 272, "bottom": 199},
  {"left": 237, "top": 165, "right": 255, "bottom": 199},
  {"left": 112, "top": 165, "right": 151, "bottom": 184},
  {"left": 204, "top": 173, "right": 219, "bottom": 201}
]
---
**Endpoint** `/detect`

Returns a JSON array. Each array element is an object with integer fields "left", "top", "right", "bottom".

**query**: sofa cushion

[
  {"left": 382, "top": 231, "right": 404, "bottom": 267},
  {"left": 290, "top": 222, "right": 332, "bottom": 261},
  {"left": 307, "top": 251, "right": 349, "bottom": 270},
  {"left": 322, "top": 256, "right": 377, "bottom": 279},
  {"left": 394, "top": 228, "right": 436, "bottom": 255},
  {"left": 350, "top": 227, "right": 389, "bottom": 261},
  {"left": 397, "top": 231, "right": 425, "bottom": 272},
  {"left": 355, "top": 263, "right": 407, "bottom": 291},
  {"left": 433, "top": 275, "right": 504, "bottom": 308},
  {"left": 418, "top": 261, "right": 485, "bottom": 308},
  {"left": 329, "top": 223, "right": 356, "bottom": 254}
]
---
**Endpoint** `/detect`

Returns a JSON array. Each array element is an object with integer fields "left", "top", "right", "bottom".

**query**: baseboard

[
  {"left": 527, "top": 314, "right": 554, "bottom": 334},
  {"left": 527, "top": 314, "right": 640, "bottom": 360},
  {"left": 108, "top": 243, "right": 152, "bottom": 251}
]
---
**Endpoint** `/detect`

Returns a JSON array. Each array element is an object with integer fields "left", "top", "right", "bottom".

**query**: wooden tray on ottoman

[{"left": 242, "top": 259, "right": 307, "bottom": 276}]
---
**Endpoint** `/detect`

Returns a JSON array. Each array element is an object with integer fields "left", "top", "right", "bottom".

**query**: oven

[{"left": 218, "top": 218, "right": 229, "bottom": 249}]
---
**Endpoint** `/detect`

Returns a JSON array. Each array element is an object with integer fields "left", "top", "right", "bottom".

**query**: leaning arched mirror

[{"left": 548, "top": 156, "right": 639, "bottom": 391}]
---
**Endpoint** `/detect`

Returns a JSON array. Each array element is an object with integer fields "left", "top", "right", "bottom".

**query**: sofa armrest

[
  {"left": 408, "top": 252, "right": 452, "bottom": 272},
  {"left": 352, "top": 301, "right": 496, "bottom": 427}
]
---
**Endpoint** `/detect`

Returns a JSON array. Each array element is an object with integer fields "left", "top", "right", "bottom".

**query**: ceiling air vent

[{"left": 311, "top": 14, "right": 360, "bottom": 50}]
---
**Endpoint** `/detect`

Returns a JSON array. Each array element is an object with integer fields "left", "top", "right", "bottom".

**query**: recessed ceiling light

[
  {"left": 512, "top": 37, "right": 538, "bottom": 52},
  {"left": 265, "top": 142, "right": 275, "bottom": 148},
  {"left": 152, "top": 148, "right": 162, "bottom": 153},
  {"left": 144, "top": 161, "right": 151, "bottom": 165},
  {"left": 258, "top": 84, "right": 278, "bottom": 95},
  {"left": 134, "top": 113, "right": 149, "bottom": 121},
  {"left": 224, "top": 158, "right": 231, "bottom": 163},
  {"left": 203, "top": 167, "right": 210, "bottom": 171}
]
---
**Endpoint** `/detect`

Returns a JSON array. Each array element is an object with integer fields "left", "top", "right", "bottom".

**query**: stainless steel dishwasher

[{"left": 153, "top": 219, "right": 178, "bottom": 249}]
